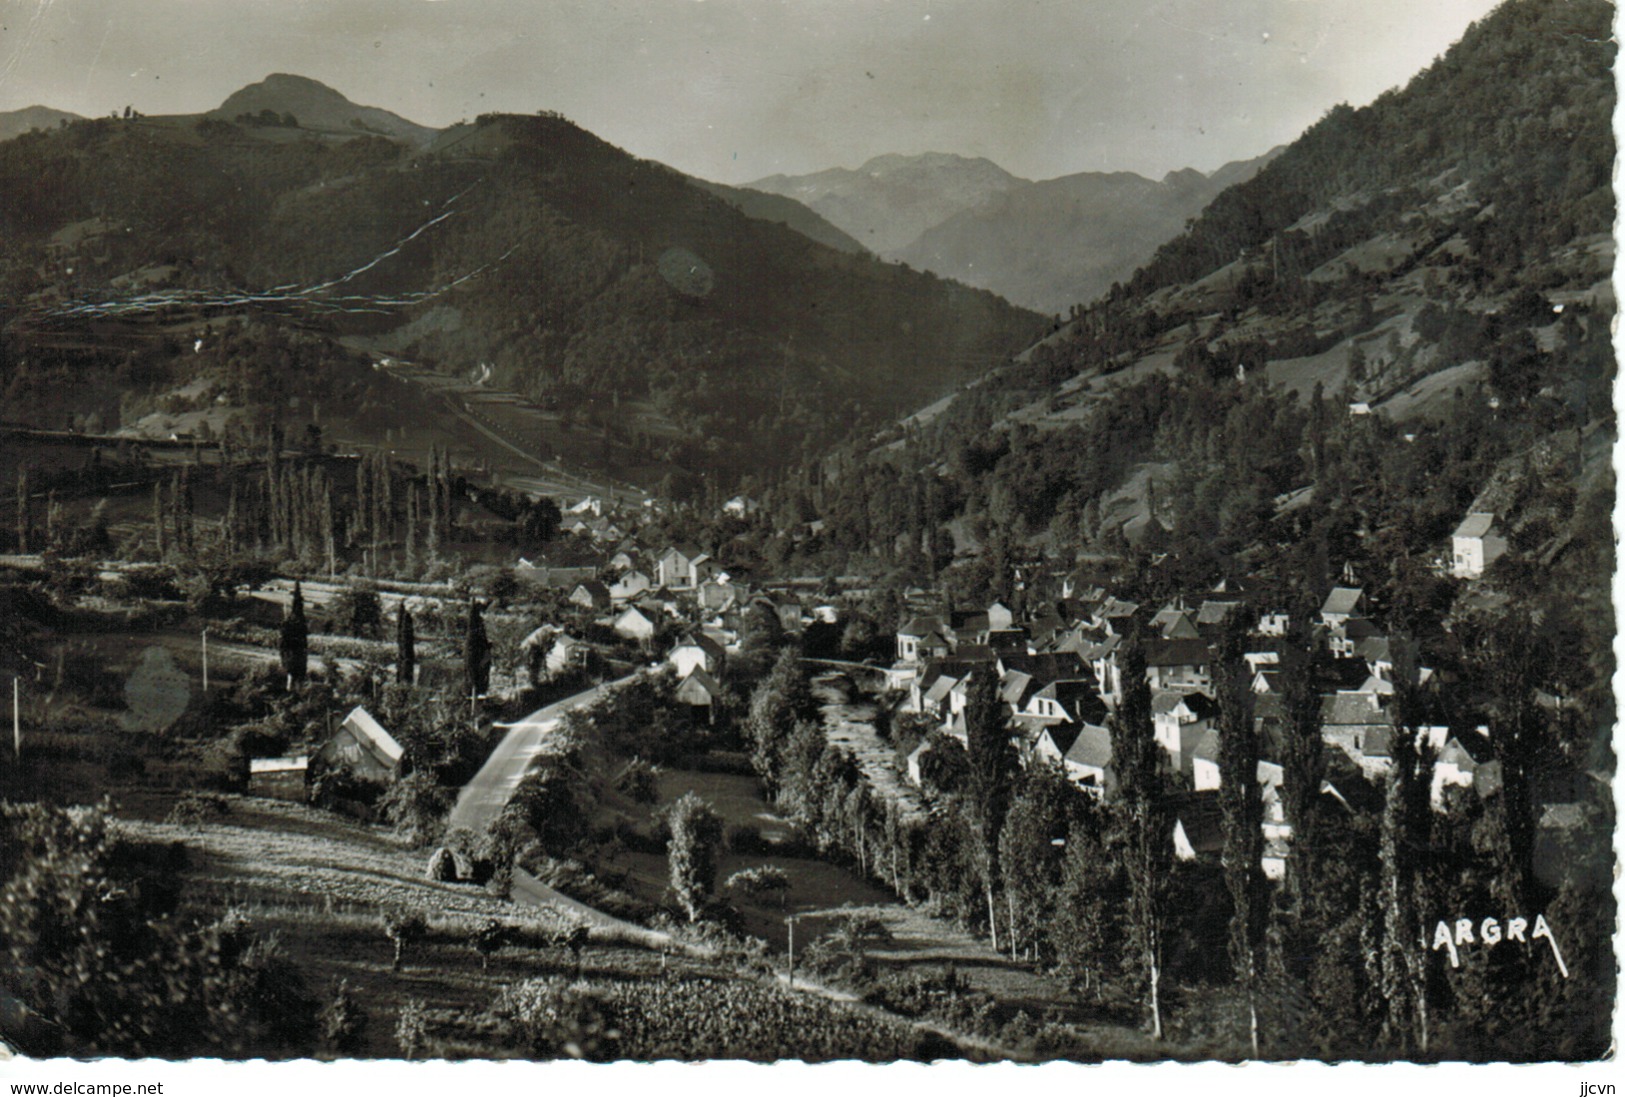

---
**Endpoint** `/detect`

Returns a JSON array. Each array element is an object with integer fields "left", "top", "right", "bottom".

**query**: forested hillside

[
  {"left": 739, "top": 0, "right": 1614, "bottom": 759},
  {"left": 0, "top": 101, "right": 1039, "bottom": 486}
]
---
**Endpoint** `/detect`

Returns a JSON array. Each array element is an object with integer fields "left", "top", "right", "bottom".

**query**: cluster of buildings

[{"left": 892, "top": 575, "right": 1502, "bottom": 879}]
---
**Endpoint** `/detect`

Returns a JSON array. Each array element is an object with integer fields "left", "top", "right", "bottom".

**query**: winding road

[
  {"left": 444, "top": 672, "right": 681, "bottom": 943},
  {"left": 447, "top": 673, "right": 634, "bottom": 834}
]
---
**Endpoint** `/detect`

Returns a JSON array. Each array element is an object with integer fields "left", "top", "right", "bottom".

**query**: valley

[{"left": 0, "top": 0, "right": 1613, "bottom": 1070}]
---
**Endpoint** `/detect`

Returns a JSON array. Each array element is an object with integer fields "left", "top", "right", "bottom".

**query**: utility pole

[
  {"left": 201, "top": 627, "right": 209, "bottom": 692},
  {"left": 786, "top": 914, "right": 796, "bottom": 989},
  {"left": 12, "top": 677, "right": 19, "bottom": 759}
]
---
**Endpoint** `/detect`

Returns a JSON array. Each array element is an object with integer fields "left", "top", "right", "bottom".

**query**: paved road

[
  {"left": 446, "top": 674, "right": 636, "bottom": 835},
  {"left": 445, "top": 672, "right": 690, "bottom": 948}
]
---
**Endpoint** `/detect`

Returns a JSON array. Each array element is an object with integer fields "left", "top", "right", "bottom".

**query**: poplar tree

[
  {"left": 405, "top": 482, "right": 419, "bottom": 570},
  {"left": 1216, "top": 625, "right": 1265, "bottom": 1057},
  {"left": 964, "top": 670, "right": 1017, "bottom": 952},
  {"left": 1378, "top": 636, "right": 1432, "bottom": 1054},
  {"left": 1279, "top": 641, "right": 1325, "bottom": 913},
  {"left": 1108, "top": 634, "right": 1170, "bottom": 1039},
  {"left": 152, "top": 480, "right": 166, "bottom": 559}
]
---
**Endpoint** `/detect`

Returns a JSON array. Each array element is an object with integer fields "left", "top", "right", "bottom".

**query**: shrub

[
  {"left": 317, "top": 978, "right": 368, "bottom": 1057},
  {"left": 166, "top": 792, "right": 229, "bottom": 829},
  {"left": 488, "top": 977, "right": 620, "bottom": 1061},
  {"left": 395, "top": 998, "right": 430, "bottom": 1060},
  {"left": 613, "top": 757, "right": 661, "bottom": 804},
  {"left": 381, "top": 908, "right": 428, "bottom": 971}
]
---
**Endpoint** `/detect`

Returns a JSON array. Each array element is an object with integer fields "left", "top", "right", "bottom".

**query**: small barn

[
  {"left": 675, "top": 668, "right": 723, "bottom": 719},
  {"left": 248, "top": 755, "right": 309, "bottom": 801},
  {"left": 318, "top": 707, "right": 404, "bottom": 784}
]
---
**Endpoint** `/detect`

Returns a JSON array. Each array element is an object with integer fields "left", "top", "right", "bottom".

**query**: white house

[
  {"left": 609, "top": 569, "right": 653, "bottom": 603},
  {"left": 656, "top": 545, "right": 715, "bottom": 590},
  {"left": 1320, "top": 587, "right": 1364, "bottom": 630},
  {"left": 1152, "top": 689, "right": 1218, "bottom": 776},
  {"left": 669, "top": 633, "right": 726, "bottom": 679},
  {"left": 1450, "top": 512, "right": 1508, "bottom": 579}
]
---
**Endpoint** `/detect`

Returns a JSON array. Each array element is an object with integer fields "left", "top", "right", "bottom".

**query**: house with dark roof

[
  {"left": 1191, "top": 729, "right": 1284, "bottom": 795},
  {"left": 1330, "top": 616, "right": 1384, "bottom": 659},
  {"left": 1032, "top": 721, "right": 1113, "bottom": 797},
  {"left": 1196, "top": 600, "right": 1243, "bottom": 632},
  {"left": 1022, "top": 679, "right": 1105, "bottom": 727},
  {"left": 896, "top": 615, "right": 952, "bottom": 666},
  {"left": 675, "top": 668, "right": 723, "bottom": 715},
  {"left": 1431, "top": 729, "right": 1498, "bottom": 809},
  {"left": 669, "top": 632, "right": 727, "bottom": 679},
  {"left": 608, "top": 569, "right": 652, "bottom": 603},
  {"left": 656, "top": 544, "right": 714, "bottom": 590},
  {"left": 569, "top": 580, "right": 612, "bottom": 611},
  {"left": 1145, "top": 638, "right": 1214, "bottom": 692},
  {"left": 1100, "top": 597, "right": 1142, "bottom": 636},
  {"left": 612, "top": 605, "right": 659, "bottom": 645}
]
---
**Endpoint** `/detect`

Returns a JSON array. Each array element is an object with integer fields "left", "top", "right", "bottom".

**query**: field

[{"left": 105, "top": 794, "right": 934, "bottom": 1061}]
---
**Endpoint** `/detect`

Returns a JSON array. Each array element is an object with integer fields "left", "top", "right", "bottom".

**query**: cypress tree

[
  {"left": 280, "top": 581, "right": 309, "bottom": 686},
  {"left": 464, "top": 597, "right": 490, "bottom": 700},
  {"left": 396, "top": 607, "right": 416, "bottom": 686}
]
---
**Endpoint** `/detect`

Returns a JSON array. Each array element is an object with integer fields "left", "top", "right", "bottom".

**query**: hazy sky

[{"left": 0, "top": 0, "right": 1503, "bottom": 183}]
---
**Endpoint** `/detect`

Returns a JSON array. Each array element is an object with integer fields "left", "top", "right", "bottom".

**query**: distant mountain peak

[
  {"left": 747, "top": 151, "right": 1026, "bottom": 252},
  {"left": 211, "top": 73, "right": 436, "bottom": 146}
]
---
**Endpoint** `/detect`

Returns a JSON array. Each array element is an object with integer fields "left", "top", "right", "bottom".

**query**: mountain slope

[
  {"left": 891, "top": 151, "right": 1280, "bottom": 315},
  {"left": 780, "top": 0, "right": 1612, "bottom": 630},
  {"left": 208, "top": 73, "right": 438, "bottom": 146},
  {"left": 0, "top": 106, "right": 82, "bottom": 142},
  {"left": 0, "top": 102, "right": 1039, "bottom": 488},
  {"left": 689, "top": 179, "right": 867, "bottom": 255},
  {"left": 748, "top": 153, "right": 1028, "bottom": 253}
]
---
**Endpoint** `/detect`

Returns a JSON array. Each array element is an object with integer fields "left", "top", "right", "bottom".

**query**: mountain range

[
  {"left": 748, "top": 150, "right": 1281, "bottom": 315},
  {"left": 749, "top": 152, "right": 1026, "bottom": 254},
  {"left": 0, "top": 79, "right": 1039, "bottom": 486},
  {"left": 886, "top": 152, "right": 1280, "bottom": 315},
  {"left": 801, "top": 0, "right": 1612, "bottom": 600}
]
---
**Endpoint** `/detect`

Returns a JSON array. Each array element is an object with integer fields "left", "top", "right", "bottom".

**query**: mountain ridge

[{"left": 891, "top": 149, "right": 1283, "bottom": 314}]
